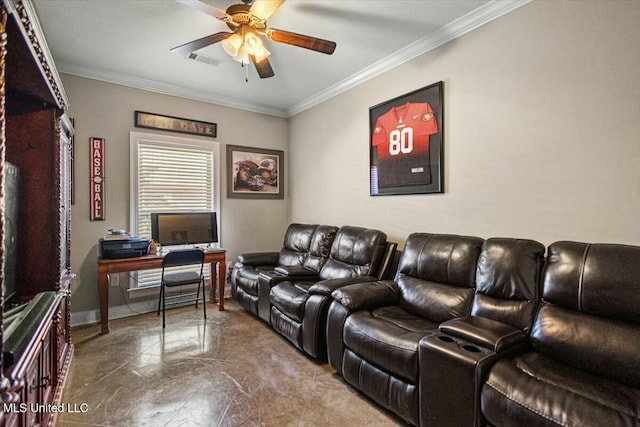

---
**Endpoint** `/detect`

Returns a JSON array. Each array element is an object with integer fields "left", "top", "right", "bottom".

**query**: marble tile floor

[{"left": 57, "top": 299, "right": 406, "bottom": 427}]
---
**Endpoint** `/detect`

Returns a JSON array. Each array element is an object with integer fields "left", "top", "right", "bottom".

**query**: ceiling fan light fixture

[
  {"left": 253, "top": 46, "right": 271, "bottom": 63},
  {"left": 243, "top": 31, "right": 261, "bottom": 52},
  {"left": 226, "top": 28, "right": 270, "bottom": 66},
  {"left": 174, "top": 0, "right": 336, "bottom": 80},
  {"left": 233, "top": 44, "right": 251, "bottom": 65},
  {"left": 221, "top": 33, "right": 243, "bottom": 57}
]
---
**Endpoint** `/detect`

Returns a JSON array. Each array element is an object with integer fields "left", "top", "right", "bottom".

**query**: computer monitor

[{"left": 150, "top": 212, "right": 218, "bottom": 247}]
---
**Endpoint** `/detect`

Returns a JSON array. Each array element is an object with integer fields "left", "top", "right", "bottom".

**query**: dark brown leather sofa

[
  {"left": 327, "top": 233, "right": 485, "bottom": 425},
  {"left": 231, "top": 223, "right": 338, "bottom": 321},
  {"left": 419, "top": 237, "right": 545, "bottom": 426},
  {"left": 329, "top": 238, "right": 639, "bottom": 426},
  {"left": 269, "top": 225, "right": 395, "bottom": 359},
  {"left": 235, "top": 227, "right": 640, "bottom": 426},
  {"left": 479, "top": 241, "right": 640, "bottom": 426}
]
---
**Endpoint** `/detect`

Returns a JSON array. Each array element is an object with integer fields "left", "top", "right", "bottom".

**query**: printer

[{"left": 99, "top": 237, "right": 150, "bottom": 259}]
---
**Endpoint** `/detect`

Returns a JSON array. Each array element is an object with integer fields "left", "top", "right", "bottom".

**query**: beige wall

[
  {"left": 64, "top": 75, "right": 289, "bottom": 323},
  {"left": 288, "top": 1, "right": 640, "bottom": 249},
  {"left": 67, "top": 0, "right": 640, "bottom": 324}
]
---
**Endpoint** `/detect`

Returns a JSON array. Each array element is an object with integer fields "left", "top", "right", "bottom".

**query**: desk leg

[
  {"left": 209, "top": 262, "right": 218, "bottom": 305},
  {"left": 208, "top": 261, "right": 226, "bottom": 311},
  {"left": 218, "top": 259, "right": 226, "bottom": 311},
  {"left": 97, "top": 266, "right": 110, "bottom": 334}
]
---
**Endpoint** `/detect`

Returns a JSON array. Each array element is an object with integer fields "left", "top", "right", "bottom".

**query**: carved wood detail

[{"left": 12, "top": 0, "right": 68, "bottom": 110}]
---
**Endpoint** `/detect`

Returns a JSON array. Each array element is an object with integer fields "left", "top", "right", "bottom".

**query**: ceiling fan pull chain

[{"left": 244, "top": 62, "right": 249, "bottom": 82}]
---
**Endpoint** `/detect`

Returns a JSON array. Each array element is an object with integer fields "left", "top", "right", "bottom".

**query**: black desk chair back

[{"left": 157, "top": 249, "right": 206, "bottom": 328}]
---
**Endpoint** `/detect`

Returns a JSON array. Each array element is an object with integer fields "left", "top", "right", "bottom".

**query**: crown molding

[
  {"left": 286, "top": 0, "right": 531, "bottom": 117},
  {"left": 57, "top": 62, "right": 289, "bottom": 118}
]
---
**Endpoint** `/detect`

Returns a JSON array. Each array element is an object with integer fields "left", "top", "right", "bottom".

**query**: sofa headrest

[
  {"left": 397, "top": 233, "right": 483, "bottom": 287},
  {"left": 303, "top": 225, "right": 339, "bottom": 273},
  {"left": 472, "top": 238, "right": 545, "bottom": 332},
  {"left": 282, "top": 223, "right": 319, "bottom": 252},
  {"left": 309, "top": 225, "right": 339, "bottom": 257},
  {"left": 320, "top": 226, "right": 387, "bottom": 279},
  {"left": 542, "top": 241, "right": 640, "bottom": 324},
  {"left": 392, "top": 233, "right": 482, "bottom": 323}
]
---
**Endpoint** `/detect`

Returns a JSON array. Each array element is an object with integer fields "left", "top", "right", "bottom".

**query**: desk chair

[{"left": 157, "top": 248, "right": 206, "bottom": 328}]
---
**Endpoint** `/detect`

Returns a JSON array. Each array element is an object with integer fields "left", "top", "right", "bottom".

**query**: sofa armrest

[
  {"left": 330, "top": 280, "right": 400, "bottom": 311},
  {"left": 308, "top": 276, "right": 377, "bottom": 297},
  {"left": 439, "top": 316, "right": 527, "bottom": 352},
  {"left": 237, "top": 252, "right": 280, "bottom": 266},
  {"left": 274, "top": 265, "right": 319, "bottom": 277}
]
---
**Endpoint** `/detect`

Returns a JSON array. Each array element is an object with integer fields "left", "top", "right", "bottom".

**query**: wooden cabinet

[{"left": 0, "top": 1, "right": 74, "bottom": 426}]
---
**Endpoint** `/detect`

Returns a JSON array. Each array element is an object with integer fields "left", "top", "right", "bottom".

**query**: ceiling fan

[{"left": 172, "top": 0, "right": 337, "bottom": 80}]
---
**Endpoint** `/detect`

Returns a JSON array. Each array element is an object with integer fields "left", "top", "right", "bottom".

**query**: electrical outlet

[{"left": 109, "top": 274, "right": 120, "bottom": 287}]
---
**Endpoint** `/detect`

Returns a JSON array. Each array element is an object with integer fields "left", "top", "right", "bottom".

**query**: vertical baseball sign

[{"left": 90, "top": 137, "right": 105, "bottom": 220}]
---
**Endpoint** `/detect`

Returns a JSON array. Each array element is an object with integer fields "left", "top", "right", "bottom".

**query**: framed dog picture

[
  {"left": 369, "top": 81, "right": 444, "bottom": 196},
  {"left": 227, "top": 145, "right": 284, "bottom": 199}
]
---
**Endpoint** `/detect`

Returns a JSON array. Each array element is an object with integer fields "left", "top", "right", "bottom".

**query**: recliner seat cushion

[
  {"left": 482, "top": 352, "right": 640, "bottom": 426},
  {"left": 344, "top": 306, "right": 439, "bottom": 383}
]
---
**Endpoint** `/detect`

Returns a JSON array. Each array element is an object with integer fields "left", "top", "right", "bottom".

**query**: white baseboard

[{"left": 71, "top": 298, "right": 159, "bottom": 327}]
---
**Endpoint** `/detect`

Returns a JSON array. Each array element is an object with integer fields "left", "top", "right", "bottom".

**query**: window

[{"left": 130, "top": 131, "right": 220, "bottom": 289}]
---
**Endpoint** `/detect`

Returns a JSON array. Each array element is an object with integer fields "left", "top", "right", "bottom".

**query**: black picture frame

[
  {"left": 227, "top": 145, "right": 284, "bottom": 199},
  {"left": 369, "top": 81, "right": 444, "bottom": 196},
  {"left": 134, "top": 110, "right": 217, "bottom": 138}
]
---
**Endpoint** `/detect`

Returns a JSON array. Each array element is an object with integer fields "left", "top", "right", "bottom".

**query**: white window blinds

[{"left": 130, "top": 132, "right": 220, "bottom": 289}]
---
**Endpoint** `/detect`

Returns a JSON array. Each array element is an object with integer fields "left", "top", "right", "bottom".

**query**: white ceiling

[{"left": 32, "top": 0, "right": 527, "bottom": 117}]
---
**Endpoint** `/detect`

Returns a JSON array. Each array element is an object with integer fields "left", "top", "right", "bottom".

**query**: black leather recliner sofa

[
  {"left": 479, "top": 241, "right": 640, "bottom": 426},
  {"left": 329, "top": 238, "right": 639, "bottom": 426},
  {"left": 231, "top": 223, "right": 338, "bottom": 321},
  {"left": 234, "top": 226, "right": 640, "bottom": 426},
  {"left": 327, "top": 233, "right": 485, "bottom": 425},
  {"left": 269, "top": 225, "right": 394, "bottom": 359},
  {"left": 419, "top": 237, "right": 546, "bottom": 426}
]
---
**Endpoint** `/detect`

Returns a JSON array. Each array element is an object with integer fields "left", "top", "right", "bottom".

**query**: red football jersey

[{"left": 371, "top": 102, "right": 438, "bottom": 189}]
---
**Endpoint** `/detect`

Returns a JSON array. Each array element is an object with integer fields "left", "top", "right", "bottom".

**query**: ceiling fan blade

[
  {"left": 176, "top": 0, "right": 231, "bottom": 21},
  {"left": 250, "top": 0, "right": 285, "bottom": 21},
  {"left": 251, "top": 55, "right": 275, "bottom": 79},
  {"left": 171, "top": 32, "right": 233, "bottom": 57},
  {"left": 266, "top": 29, "right": 336, "bottom": 55}
]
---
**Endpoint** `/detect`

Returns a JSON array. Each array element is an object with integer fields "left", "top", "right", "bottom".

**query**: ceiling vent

[{"left": 187, "top": 52, "right": 225, "bottom": 67}]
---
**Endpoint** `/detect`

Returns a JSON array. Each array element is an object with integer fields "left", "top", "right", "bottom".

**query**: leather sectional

[
  {"left": 231, "top": 225, "right": 640, "bottom": 426},
  {"left": 231, "top": 223, "right": 340, "bottom": 322},
  {"left": 231, "top": 223, "right": 397, "bottom": 358}
]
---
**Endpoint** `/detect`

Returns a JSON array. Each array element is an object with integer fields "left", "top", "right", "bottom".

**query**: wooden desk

[{"left": 97, "top": 249, "right": 226, "bottom": 334}]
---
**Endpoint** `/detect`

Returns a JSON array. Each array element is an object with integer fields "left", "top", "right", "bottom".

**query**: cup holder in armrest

[
  {"left": 436, "top": 335, "right": 456, "bottom": 343},
  {"left": 433, "top": 335, "right": 485, "bottom": 354},
  {"left": 461, "top": 344, "right": 483, "bottom": 353}
]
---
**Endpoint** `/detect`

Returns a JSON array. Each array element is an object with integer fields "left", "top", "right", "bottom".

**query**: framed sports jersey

[{"left": 369, "top": 81, "right": 444, "bottom": 196}]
